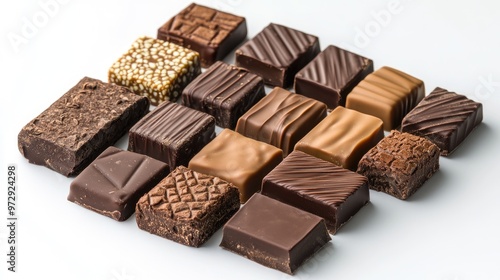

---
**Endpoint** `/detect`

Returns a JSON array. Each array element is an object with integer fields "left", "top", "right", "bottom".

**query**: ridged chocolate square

[
  {"left": 262, "top": 150, "right": 369, "bottom": 234},
  {"left": 182, "top": 61, "right": 265, "bottom": 128},
  {"left": 158, "top": 3, "right": 247, "bottom": 67},
  {"left": 136, "top": 166, "right": 240, "bottom": 247},
  {"left": 68, "top": 147, "right": 169, "bottom": 221},
  {"left": 357, "top": 131, "right": 440, "bottom": 200},
  {"left": 294, "top": 45, "right": 374, "bottom": 108},
  {"left": 235, "top": 87, "right": 327, "bottom": 156},
  {"left": 18, "top": 77, "right": 149, "bottom": 176},
  {"left": 128, "top": 101, "right": 215, "bottom": 171},
  {"left": 401, "top": 87, "right": 483, "bottom": 156},
  {"left": 235, "top": 23, "right": 320, "bottom": 88},
  {"left": 346, "top": 66, "right": 425, "bottom": 130}
]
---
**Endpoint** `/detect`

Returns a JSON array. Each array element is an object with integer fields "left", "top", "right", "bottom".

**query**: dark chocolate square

[
  {"left": 68, "top": 147, "right": 169, "bottom": 221},
  {"left": 182, "top": 61, "right": 265, "bottom": 129}
]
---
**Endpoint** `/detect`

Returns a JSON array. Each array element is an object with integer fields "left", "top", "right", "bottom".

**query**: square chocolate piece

[
  {"left": 189, "top": 129, "right": 283, "bottom": 203},
  {"left": 220, "top": 193, "right": 331, "bottom": 275},
  {"left": 294, "top": 45, "right": 374, "bottom": 108},
  {"left": 262, "top": 150, "right": 369, "bottom": 234},
  {"left": 295, "top": 106, "right": 384, "bottom": 171},
  {"left": 401, "top": 87, "right": 483, "bottom": 156},
  {"left": 235, "top": 87, "right": 327, "bottom": 156},
  {"left": 235, "top": 23, "right": 320, "bottom": 88},
  {"left": 128, "top": 101, "right": 215, "bottom": 171},
  {"left": 357, "top": 131, "right": 440, "bottom": 200},
  {"left": 182, "top": 61, "right": 265, "bottom": 129},
  {"left": 157, "top": 3, "right": 247, "bottom": 67},
  {"left": 136, "top": 166, "right": 240, "bottom": 247},
  {"left": 68, "top": 147, "right": 169, "bottom": 221},
  {"left": 346, "top": 66, "right": 425, "bottom": 130},
  {"left": 18, "top": 77, "right": 149, "bottom": 176},
  {"left": 108, "top": 36, "right": 201, "bottom": 105}
]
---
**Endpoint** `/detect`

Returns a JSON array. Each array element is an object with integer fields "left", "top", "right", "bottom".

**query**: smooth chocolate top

[
  {"left": 236, "top": 87, "right": 327, "bottom": 156},
  {"left": 401, "top": 87, "right": 483, "bottom": 156}
]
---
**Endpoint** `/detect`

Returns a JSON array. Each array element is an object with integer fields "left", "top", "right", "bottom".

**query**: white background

[{"left": 1, "top": 1, "right": 500, "bottom": 279}]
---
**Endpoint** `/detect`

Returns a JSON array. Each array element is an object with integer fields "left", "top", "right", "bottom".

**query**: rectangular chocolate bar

[
  {"left": 182, "top": 61, "right": 265, "bottom": 129},
  {"left": 294, "top": 45, "right": 374, "bottom": 108},
  {"left": 18, "top": 77, "right": 149, "bottom": 176},
  {"left": 220, "top": 193, "right": 331, "bottom": 274},
  {"left": 401, "top": 87, "right": 483, "bottom": 156},
  {"left": 136, "top": 166, "right": 240, "bottom": 247},
  {"left": 235, "top": 87, "right": 327, "bottom": 156},
  {"left": 68, "top": 147, "right": 169, "bottom": 221},
  {"left": 262, "top": 150, "right": 369, "bottom": 234},
  {"left": 158, "top": 3, "right": 247, "bottom": 67},
  {"left": 108, "top": 36, "right": 201, "bottom": 105},
  {"left": 235, "top": 23, "right": 320, "bottom": 88},
  {"left": 128, "top": 101, "right": 215, "bottom": 171}
]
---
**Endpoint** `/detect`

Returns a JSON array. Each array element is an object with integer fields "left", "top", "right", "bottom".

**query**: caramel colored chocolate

[
  {"left": 220, "top": 193, "right": 331, "bottom": 274},
  {"left": 294, "top": 45, "right": 374, "bottom": 108},
  {"left": 235, "top": 23, "right": 320, "bottom": 88},
  {"left": 357, "top": 131, "right": 440, "bottom": 200},
  {"left": 235, "top": 87, "right": 327, "bottom": 156},
  {"left": 18, "top": 77, "right": 149, "bottom": 176},
  {"left": 401, "top": 87, "right": 483, "bottom": 156},
  {"left": 262, "top": 150, "right": 369, "bottom": 234},
  {"left": 188, "top": 129, "right": 283, "bottom": 203},
  {"left": 158, "top": 3, "right": 247, "bottom": 67},
  {"left": 295, "top": 106, "right": 384, "bottom": 171},
  {"left": 346, "top": 66, "right": 425, "bottom": 130}
]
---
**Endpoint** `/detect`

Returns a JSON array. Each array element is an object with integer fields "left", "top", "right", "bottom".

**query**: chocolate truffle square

[
  {"left": 401, "top": 87, "right": 483, "bottom": 156},
  {"left": 235, "top": 23, "right": 320, "bottom": 88},
  {"left": 220, "top": 193, "right": 331, "bottom": 275},
  {"left": 357, "top": 131, "right": 440, "bottom": 200},
  {"left": 68, "top": 147, "right": 169, "bottom": 221},
  {"left": 128, "top": 101, "right": 215, "bottom": 171},
  {"left": 189, "top": 129, "right": 283, "bottom": 203},
  {"left": 18, "top": 77, "right": 149, "bottom": 176},
  {"left": 235, "top": 87, "right": 327, "bottom": 156},
  {"left": 158, "top": 3, "right": 247, "bottom": 67},
  {"left": 108, "top": 36, "right": 201, "bottom": 105},
  {"left": 346, "top": 66, "right": 425, "bottom": 130},
  {"left": 294, "top": 45, "right": 374, "bottom": 108},
  {"left": 182, "top": 61, "right": 265, "bottom": 128},
  {"left": 136, "top": 166, "right": 240, "bottom": 247},
  {"left": 262, "top": 150, "right": 369, "bottom": 234},
  {"left": 295, "top": 106, "right": 384, "bottom": 171}
]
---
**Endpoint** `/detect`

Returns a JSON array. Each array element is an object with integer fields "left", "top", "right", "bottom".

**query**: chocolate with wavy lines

[
  {"left": 262, "top": 150, "right": 369, "bottom": 234},
  {"left": 235, "top": 87, "right": 327, "bottom": 156},
  {"left": 401, "top": 87, "right": 483, "bottom": 156},
  {"left": 294, "top": 45, "right": 373, "bottom": 108},
  {"left": 235, "top": 23, "right": 320, "bottom": 88}
]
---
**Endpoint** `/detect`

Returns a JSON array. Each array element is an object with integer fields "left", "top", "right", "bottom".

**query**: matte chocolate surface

[
  {"left": 235, "top": 87, "right": 327, "bottom": 156},
  {"left": 68, "top": 147, "right": 169, "bottom": 221},
  {"left": 357, "top": 131, "right": 440, "bottom": 200},
  {"left": 295, "top": 106, "right": 384, "bottom": 171},
  {"left": 188, "top": 129, "right": 283, "bottom": 203},
  {"left": 401, "top": 87, "right": 483, "bottom": 156},
  {"left": 136, "top": 166, "right": 240, "bottom": 247},
  {"left": 346, "top": 66, "right": 425, "bottom": 130},
  {"left": 128, "top": 101, "right": 215, "bottom": 171},
  {"left": 262, "top": 150, "right": 369, "bottom": 234},
  {"left": 18, "top": 77, "right": 149, "bottom": 176},
  {"left": 294, "top": 45, "right": 374, "bottom": 108},
  {"left": 235, "top": 23, "right": 320, "bottom": 88},
  {"left": 158, "top": 3, "right": 247, "bottom": 67},
  {"left": 220, "top": 193, "right": 331, "bottom": 274},
  {"left": 108, "top": 36, "right": 201, "bottom": 105},
  {"left": 182, "top": 61, "right": 265, "bottom": 128}
]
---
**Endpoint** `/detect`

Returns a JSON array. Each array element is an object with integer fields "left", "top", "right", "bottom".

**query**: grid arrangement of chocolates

[{"left": 18, "top": 3, "right": 483, "bottom": 275}]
